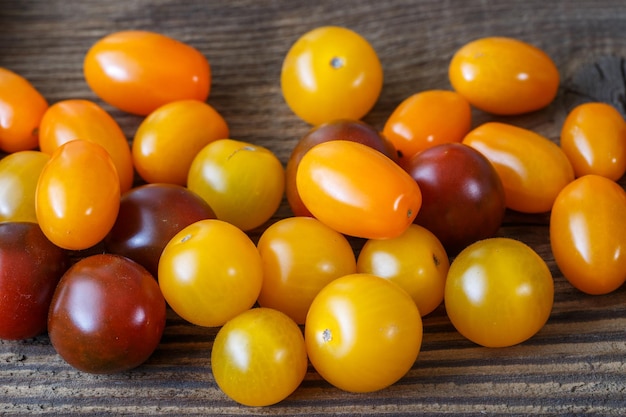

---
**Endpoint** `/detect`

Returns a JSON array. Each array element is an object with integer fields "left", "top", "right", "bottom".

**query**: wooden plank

[{"left": 1, "top": 0, "right": 626, "bottom": 414}]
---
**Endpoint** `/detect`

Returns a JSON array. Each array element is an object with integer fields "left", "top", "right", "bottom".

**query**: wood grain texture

[{"left": 2, "top": 0, "right": 626, "bottom": 415}]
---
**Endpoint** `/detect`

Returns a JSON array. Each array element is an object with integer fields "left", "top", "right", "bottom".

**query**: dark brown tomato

[
  {"left": 104, "top": 183, "right": 216, "bottom": 278},
  {"left": 48, "top": 254, "right": 166, "bottom": 374},
  {"left": 405, "top": 143, "right": 505, "bottom": 255},
  {"left": 286, "top": 119, "right": 397, "bottom": 217},
  {"left": 0, "top": 222, "right": 69, "bottom": 340}
]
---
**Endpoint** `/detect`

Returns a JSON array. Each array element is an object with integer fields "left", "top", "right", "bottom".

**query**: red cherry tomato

[{"left": 84, "top": 31, "right": 211, "bottom": 115}]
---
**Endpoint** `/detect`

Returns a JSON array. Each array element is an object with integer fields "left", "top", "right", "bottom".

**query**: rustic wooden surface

[{"left": 2, "top": 0, "right": 626, "bottom": 415}]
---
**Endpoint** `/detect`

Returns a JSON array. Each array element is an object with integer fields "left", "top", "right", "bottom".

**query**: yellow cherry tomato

[
  {"left": 158, "top": 219, "right": 263, "bottom": 327},
  {"left": 187, "top": 139, "right": 285, "bottom": 231},
  {"left": 357, "top": 224, "right": 449, "bottom": 316},
  {"left": 550, "top": 175, "right": 626, "bottom": 295},
  {"left": 35, "top": 140, "right": 120, "bottom": 250},
  {"left": 560, "top": 102, "right": 626, "bottom": 181},
  {"left": 133, "top": 99, "right": 229, "bottom": 185},
  {"left": 211, "top": 307, "right": 308, "bottom": 407},
  {"left": 281, "top": 26, "right": 383, "bottom": 125},
  {"left": 0, "top": 151, "right": 50, "bottom": 223},
  {"left": 449, "top": 37, "right": 559, "bottom": 115},
  {"left": 256, "top": 216, "right": 357, "bottom": 324},
  {"left": 463, "top": 122, "right": 574, "bottom": 213},
  {"left": 296, "top": 140, "right": 422, "bottom": 239},
  {"left": 305, "top": 273, "right": 422, "bottom": 393}
]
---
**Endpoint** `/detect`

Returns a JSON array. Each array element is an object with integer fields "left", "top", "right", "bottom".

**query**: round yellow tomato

[
  {"left": 35, "top": 140, "right": 120, "bottom": 250},
  {"left": 0, "top": 151, "right": 50, "bottom": 223},
  {"left": 38, "top": 99, "right": 134, "bottom": 193},
  {"left": 382, "top": 90, "right": 472, "bottom": 167},
  {"left": 187, "top": 139, "right": 285, "bottom": 231},
  {"left": 211, "top": 307, "right": 308, "bottom": 407},
  {"left": 449, "top": 37, "right": 559, "bottom": 115},
  {"left": 158, "top": 219, "right": 263, "bottom": 327},
  {"left": 550, "top": 175, "right": 626, "bottom": 295},
  {"left": 560, "top": 102, "right": 626, "bottom": 181},
  {"left": 281, "top": 26, "right": 383, "bottom": 125},
  {"left": 445, "top": 237, "right": 554, "bottom": 348},
  {"left": 463, "top": 122, "right": 574, "bottom": 213},
  {"left": 296, "top": 140, "right": 422, "bottom": 239},
  {"left": 0, "top": 67, "right": 48, "bottom": 153},
  {"left": 133, "top": 99, "right": 229, "bottom": 185},
  {"left": 357, "top": 224, "right": 449, "bottom": 316},
  {"left": 256, "top": 216, "right": 357, "bottom": 324},
  {"left": 305, "top": 273, "right": 422, "bottom": 393},
  {"left": 84, "top": 30, "right": 210, "bottom": 116}
]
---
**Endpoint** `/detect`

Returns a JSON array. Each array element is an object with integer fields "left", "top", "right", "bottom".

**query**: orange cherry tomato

[
  {"left": 133, "top": 99, "right": 229, "bottom": 185},
  {"left": 39, "top": 99, "right": 134, "bottom": 193},
  {"left": 256, "top": 216, "right": 357, "bottom": 324},
  {"left": 560, "top": 102, "right": 626, "bottom": 181},
  {"left": 281, "top": 26, "right": 383, "bottom": 125},
  {"left": 36, "top": 140, "right": 120, "bottom": 250},
  {"left": 449, "top": 37, "right": 559, "bottom": 115},
  {"left": 463, "top": 122, "right": 574, "bottom": 213},
  {"left": 0, "top": 67, "right": 48, "bottom": 153},
  {"left": 84, "top": 31, "right": 211, "bottom": 116},
  {"left": 382, "top": 90, "right": 472, "bottom": 167},
  {"left": 550, "top": 175, "right": 626, "bottom": 295},
  {"left": 296, "top": 140, "right": 422, "bottom": 239},
  {"left": 305, "top": 273, "right": 422, "bottom": 393},
  {"left": 357, "top": 224, "right": 449, "bottom": 317},
  {"left": 0, "top": 151, "right": 50, "bottom": 223}
]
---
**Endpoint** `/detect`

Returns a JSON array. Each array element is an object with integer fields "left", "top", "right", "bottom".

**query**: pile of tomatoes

[{"left": 1, "top": 25, "right": 626, "bottom": 407}]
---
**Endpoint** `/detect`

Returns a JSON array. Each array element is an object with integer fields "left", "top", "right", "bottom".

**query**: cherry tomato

[
  {"left": 382, "top": 90, "right": 472, "bottom": 167},
  {"left": 48, "top": 254, "right": 166, "bottom": 373},
  {"left": 211, "top": 307, "right": 308, "bottom": 406},
  {"left": 0, "top": 67, "right": 48, "bottom": 153},
  {"left": 281, "top": 26, "right": 383, "bottom": 125},
  {"left": 550, "top": 175, "right": 626, "bottom": 295},
  {"left": 449, "top": 37, "right": 559, "bottom": 115},
  {"left": 84, "top": 30, "right": 211, "bottom": 115},
  {"left": 133, "top": 99, "right": 229, "bottom": 185},
  {"left": 405, "top": 143, "right": 505, "bottom": 255},
  {"left": 296, "top": 140, "right": 421, "bottom": 239},
  {"left": 305, "top": 273, "right": 422, "bottom": 393},
  {"left": 38, "top": 99, "right": 134, "bottom": 192},
  {"left": 285, "top": 119, "right": 397, "bottom": 217},
  {"left": 35, "top": 140, "right": 120, "bottom": 250},
  {"left": 0, "top": 222, "right": 69, "bottom": 340},
  {"left": 104, "top": 184, "right": 216, "bottom": 278},
  {"left": 357, "top": 224, "right": 449, "bottom": 317},
  {"left": 0, "top": 151, "right": 50, "bottom": 223},
  {"left": 560, "top": 102, "right": 626, "bottom": 181},
  {"left": 445, "top": 237, "right": 554, "bottom": 348},
  {"left": 256, "top": 216, "right": 357, "bottom": 324},
  {"left": 158, "top": 219, "right": 263, "bottom": 327},
  {"left": 463, "top": 122, "right": 574, "bottom": 213},
  {"left": 187, "top": 139, "right": 285, "bottom": 231}
]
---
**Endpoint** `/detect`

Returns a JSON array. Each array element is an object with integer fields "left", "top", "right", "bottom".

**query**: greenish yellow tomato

[{"left": 0, "top": 151, "right": 50, "bottom": 223}]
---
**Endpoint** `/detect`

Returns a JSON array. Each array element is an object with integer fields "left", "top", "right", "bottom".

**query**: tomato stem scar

[
  {"left": 322, "top": 328, "right": 332, "bottom": 342},
  {"left": 330, "top": 57, "right": 344, "bottom": 69}
]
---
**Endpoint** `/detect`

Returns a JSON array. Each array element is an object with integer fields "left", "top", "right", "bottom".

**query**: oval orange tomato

[
  {"left": 550, "top": 174, "right": 626, "bottom": 295},
  {"left": 463, "top": 122, "right": 574, "bottom": 213},
  {"left": 38, "top": 99, "right": 134, "bottom": 193},
  {"left": 449, "top": 37, "right": 559, "bottom": 115},
  {"left": 84, "top": 30, "right": 210, "bottom": 115},
  {"left": 296, "top": 140, "right": 422, "bottom": 239},
  {"left": 0, "top": 67, "right": 48, "bottom": 153},
  {"left": 36, "top": 140, "right": 120, "bottom": 250}
]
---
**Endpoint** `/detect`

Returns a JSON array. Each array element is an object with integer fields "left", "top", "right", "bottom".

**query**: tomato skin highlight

[
  {"left": 296, "top": 140, "right": 422, "bottom": 239},
  {"left": 0, "top": 67, "right": 48, "bottom": 153},
  {"left": 550, "top": 175, "right": 626, "bottom": 295},
  {"left": 463, "top": 122, "right": 574, "bottom": 213},
  {"left": 84, "top": 31, "right": 210, "bottom": 115},
  {"left": 449, "top": 37, "right": 559, "bottom": 115}
]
